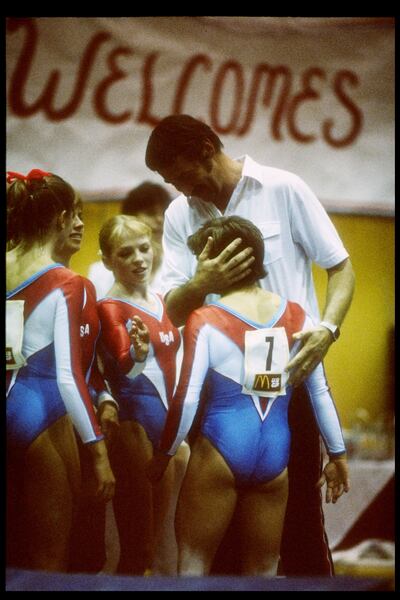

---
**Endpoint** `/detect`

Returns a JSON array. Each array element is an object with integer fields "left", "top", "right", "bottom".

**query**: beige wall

[{"left": 71, "top": 204, "right": 395, "bottom": 429}]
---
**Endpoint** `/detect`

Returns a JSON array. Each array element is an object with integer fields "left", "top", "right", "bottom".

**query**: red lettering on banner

[
  {"left": 7, "top": 18, "right": 364, "bottom": 147},
  {"left": 172, "top": 54, "right": 212, "bottom": 114},
  {"left": 94, "top": 46, "right": 134, "bottom": 123},
  {"left": 136, "top": 52, "right": 162, "bottom": 127},
  {"left": 287, "top": 68, "right": 326, "bottom": 143},
  {"left": 210, "top": 60, "right": 244, "bottom": 134},
  {"left": 236, "top": 64, "right": 292, "bottom": 139},
  {"left": 322, "top": 70, "right": 363, "bottom": 147},
  {"left": 7, "top": 19, "right": 110, "bottom": 121}
]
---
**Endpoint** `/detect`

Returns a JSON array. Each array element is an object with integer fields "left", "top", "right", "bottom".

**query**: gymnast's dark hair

[
  {"left": 187, "top": 216, "right": 267, "bottom": 289},
  {"left": 7, "top": 172, "right": 75, "bottom": 248},
  {"left": 121, "top": 181, "right": 171, "bottom": 215},
  {"left": 145, "top": 114, "right": 224, "bottom": 171}
]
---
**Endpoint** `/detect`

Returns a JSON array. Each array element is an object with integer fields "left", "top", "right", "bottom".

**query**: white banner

[{"left": 6, "top": 17, "right": 394, "bottom": 215}]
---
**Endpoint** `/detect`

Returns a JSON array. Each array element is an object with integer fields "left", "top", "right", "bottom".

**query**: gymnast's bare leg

[
  {"left": 175, "top": 435, "right": 238, "bottom": 576},
  {"left": 24, "top": 415, "right": 81, "bottom": 572}
]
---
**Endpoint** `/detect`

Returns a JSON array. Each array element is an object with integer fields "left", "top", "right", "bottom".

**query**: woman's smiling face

[{"left": 107, "top": 230, "right": 154, "bottom": 287}]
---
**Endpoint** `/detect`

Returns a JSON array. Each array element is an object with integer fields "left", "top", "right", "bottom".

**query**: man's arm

[
  {"left": 321, "top": 257, "right": 356, "bottom": 327},
  {"left": 286, "top": 257, "right": 355, "bottom": 386},
  {"left": 165, "top": 279, "right": 209, "bottom": 328},
  {"left": 166, "top": 236, "right": 255, "bottom": 326}
]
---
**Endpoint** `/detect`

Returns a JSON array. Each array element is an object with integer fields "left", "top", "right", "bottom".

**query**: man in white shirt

[{"left": 145, "top": 114, "right": 355, "bottom": 576}]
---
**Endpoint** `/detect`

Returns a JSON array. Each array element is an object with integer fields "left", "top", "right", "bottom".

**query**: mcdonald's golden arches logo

[{"left": 253, "top": 373, "right": 282, "bottom": 392}]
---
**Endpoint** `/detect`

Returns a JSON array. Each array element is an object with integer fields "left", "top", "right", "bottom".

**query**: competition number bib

[
  {"left": 6, "top": 300, "right": 27, "bottom": 370},
  {"left": 242, "top": 327, "right": 289, "bottom": 398}
]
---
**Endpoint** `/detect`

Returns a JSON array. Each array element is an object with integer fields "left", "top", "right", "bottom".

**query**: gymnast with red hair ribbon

[{"left": 6, "top": 169, "right": 119, "bottom": 572}]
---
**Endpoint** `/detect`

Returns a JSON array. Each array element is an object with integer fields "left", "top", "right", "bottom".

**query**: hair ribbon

[{"left": 7, "top": 169, "right": 51, "bottom": 184}]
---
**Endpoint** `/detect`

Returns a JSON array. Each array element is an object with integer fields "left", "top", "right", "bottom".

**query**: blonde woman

[{"left": 97, "top": 215, "right": 187, "bottom": 575}]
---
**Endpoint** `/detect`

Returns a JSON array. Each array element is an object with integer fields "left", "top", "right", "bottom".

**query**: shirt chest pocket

[{"left": 258, "top": 221, "right": 283, "bottom": 265}]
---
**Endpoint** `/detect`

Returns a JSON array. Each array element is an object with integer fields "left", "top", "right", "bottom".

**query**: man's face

[{"left": 158, "top": 155, "right": 220, "bottom": 203}]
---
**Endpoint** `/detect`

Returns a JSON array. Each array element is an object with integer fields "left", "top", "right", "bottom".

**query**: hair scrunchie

[{"left": 7, "top": 169, "right": 51, "bottom": 184}]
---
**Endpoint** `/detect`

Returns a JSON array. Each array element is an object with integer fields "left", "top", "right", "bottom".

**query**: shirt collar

[{"left": 236, "top": 154, "right": 264, "bottom": 185}]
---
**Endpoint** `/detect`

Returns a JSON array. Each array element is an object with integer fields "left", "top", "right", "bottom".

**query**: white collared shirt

[{"left": 159, "top": 155, "right": 349, "bottom": 321}]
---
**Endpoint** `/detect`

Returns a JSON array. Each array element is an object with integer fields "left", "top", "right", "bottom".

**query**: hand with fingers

[
  {"left": 193, "top": 236, "right": 255, "bottom": 295},
  {"left": 286, "top": 325, "right": 333, "bottom": 387},
  {"left": 98, "top": 400, "right": 120, "bottom": 445},
  {"left": 93, "top": 454, "right": 116, "bottom": 502},
  {"left": 317, "top": 454, "right": 350, "bottom": 504},
  {"left": 129, "top": 315, "right": 150, "bottom": 363},
  {"left": 88, "top": 440, "right": 116, "bottom": 502}
]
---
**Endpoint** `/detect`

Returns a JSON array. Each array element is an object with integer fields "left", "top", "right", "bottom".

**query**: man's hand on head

[{"left": 193, "top": 236, "right": 255, "bottom": 295}]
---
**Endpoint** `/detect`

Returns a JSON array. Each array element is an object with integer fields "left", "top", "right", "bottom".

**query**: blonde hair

[{"left": 99, "top": 215, "right": 152, "bottom": 258}]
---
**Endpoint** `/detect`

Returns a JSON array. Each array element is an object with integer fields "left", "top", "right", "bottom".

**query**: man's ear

[{"left": 202, "top": 139, "right": 215, "bottom": 160}]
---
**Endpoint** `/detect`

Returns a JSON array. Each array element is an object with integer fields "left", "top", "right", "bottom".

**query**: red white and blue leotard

[
  {"left": 79, "top": 277, "right": 113, "bottom": 406},
  {"left": 6, "top": 264, "right": 104, "bottom": 452},
  {"left": 97, "top": 293, "right": 180, "bottom": 446},
  {"left": 159, "top": 299, "right": 345, "bottom": 485}
]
